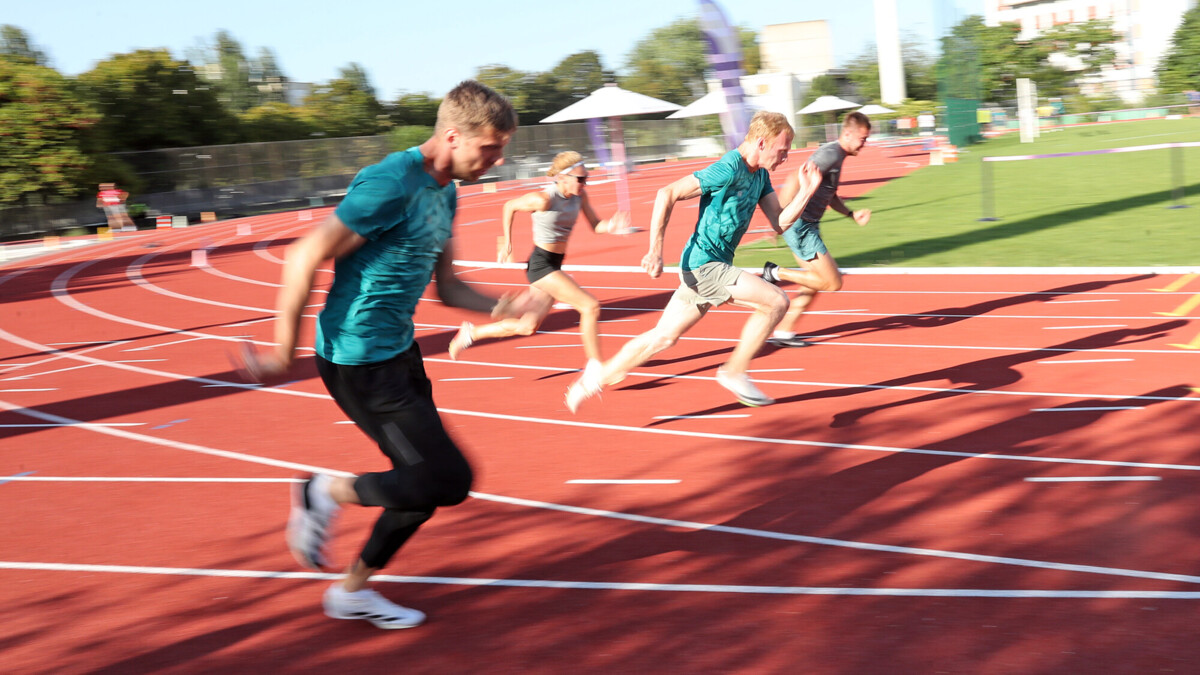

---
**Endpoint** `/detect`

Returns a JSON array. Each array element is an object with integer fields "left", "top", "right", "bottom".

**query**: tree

[
  {"left": 303, "top": 63, "right": 387, "bottom": 137},
  {"left": 846, "top": 36, "right": 938, "bottom": 103},
  {"left": 0, "top": 60, "right": 95, "bottom": 205},
  {"left": 620, "top": 18, "right": 709, "bottom": 103},
  {"left": 390, "top": 92, "right": 439, "bottom": 127},
  {"left": 1158, "top": 5, "right": 1200, "bottom": 94},
  {"left": 75, "top": 49, "right": 239, "bottom": 152},
  {"left": 550, "top": 51, "right": 616, "bottom": 102},
  {"left": 188, "top": 32, "right": 291, "bottom": 112},
  {"left": 0, "top": 25, "right": 49, "bottom": 66},
  {"left": 239, "top": 102, "right": 317, "bottom": 142},
  {"left": 474, "top": 64, "right": 569, "bottom": 124}
]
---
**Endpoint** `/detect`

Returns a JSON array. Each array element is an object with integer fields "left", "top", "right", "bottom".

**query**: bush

[{"left": 388, "top": 126, "right": 433, "bottom": 151}]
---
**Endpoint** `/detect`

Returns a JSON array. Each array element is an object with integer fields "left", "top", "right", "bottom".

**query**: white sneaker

[
  {"left": 287, "top": 473, "right": 340, "bottom": 570},
  {"left": 448, "top": 322, "right": 474, "bottom": 360},
  {"left": 324, "top": 584, "right": 426, "bottom": 629},
  {"left": 716, "top": 368, "right": 775, "bottom": 407},
  {"left": 565, "top": 364, "right": 603, "bottom": 413}
]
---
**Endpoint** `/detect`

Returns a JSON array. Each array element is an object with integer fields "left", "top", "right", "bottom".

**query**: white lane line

[
  {"left": 0, "top": 423, "right": 144, "bottom": 428},
  {"left": 0, "top": 476, "right": 298, "bottom": 483},
  {"left": 566, "top": 479, "right": 680, "bottom": 484},
  {"left": 6, "top": 396, "right": 1200, "bottom": 586},
  {"left": 598, "top": 319, "right": 638, "bottom": 323},
  {"left": 748, "top": 368, "right": 805, "bottom": 373},
  {"left": 440, "top": 377, "right": 514, "bottom": 382},
  {"left": 652, "top": 414, "right": 751, "bottom": 420},
  {"left": 0, "top": 388, "right": 56, "bottom": 392},
  {"left": 123, "top": 335, "right": 249, "bottom": 352},
  {"left": 7, "top": 561, "right": 1200, "bottom": 599},
  {"left": 1025, "top": 476, "right": 1161, "bottom": 483},
  {"left": 1036, "top": 358, "right": 1134, "bottom": 364},
  {"left": 1032, "top": 406, "right": 1144, "bottom": 412},
  {"left": 1043, "top": 324, "right": 1128, "bottom": 330},
  {"left": 515, "top": 344, "right": 577, "bottom": 349},
  {"left": 1046, "top": 299, "right": 1119, "bottom": 304}
]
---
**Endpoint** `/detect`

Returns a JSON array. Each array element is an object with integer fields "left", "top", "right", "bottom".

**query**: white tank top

[{"left": 531, "top": 183, "right": 582, "bottom": 245}]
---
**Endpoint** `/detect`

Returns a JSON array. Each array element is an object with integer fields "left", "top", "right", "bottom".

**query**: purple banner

[{"left": 698, "top": 0, "right": 750, "bottom": 150}]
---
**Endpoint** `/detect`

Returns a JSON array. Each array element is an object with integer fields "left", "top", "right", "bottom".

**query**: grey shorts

[
  {"left": 782, "top": 220, "right": 829, "bottom": 262},
  {"left": 675, "top": 261, "right": 743, "bottom": 307}
]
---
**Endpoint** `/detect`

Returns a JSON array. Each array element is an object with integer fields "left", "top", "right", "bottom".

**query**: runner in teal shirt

[{"left": 679, "top": 148, "right": 776, "bottom": 271}]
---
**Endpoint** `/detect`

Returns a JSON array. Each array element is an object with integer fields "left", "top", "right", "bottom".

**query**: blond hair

[
  {"left": 436, "top": 80, "right": 518, "bottom": 136},
  {"left": 745, "top": 111, "right": 794, "bottom": 143},
  {"left": 547, "top": 151, "right": 584, "bottom": 177}
]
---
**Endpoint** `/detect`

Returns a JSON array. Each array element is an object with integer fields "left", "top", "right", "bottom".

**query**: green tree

[
  {"left": 390, "top": 92, "right": 439, "bottom": 127},
  {"left": 620, "top": 18, "right": 708, "bottom": 103},
  {"left": 846, "top": 36, "right": 938, "bottom": 103},
  {"left": 0, "top": 25, "right": 49, "bottom": 66},
  {"left": 188, "top": 32, "right": 291, "bottom": 112},
  {"left": 0, "top": 60, "right": 95, "bottom": 205},
  {"left": 239, "top": 101, "right": 317, "bottom": 142},
  {"left": 75, "top": 49, "right": 239, "bottom": 152},
  {"left": 303, "top": 63, "right": 387, "bottom": 137},
  {"left": 1158, "top": 5, "right": 1200, "bottom": 93},
  {"left": 550, "top": 50, "right": 616, "bottom": 102}
]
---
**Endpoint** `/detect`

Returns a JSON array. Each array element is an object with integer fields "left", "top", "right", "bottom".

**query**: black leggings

[{"left": 316, "top": 345, "right": 473, "bottom": 569}]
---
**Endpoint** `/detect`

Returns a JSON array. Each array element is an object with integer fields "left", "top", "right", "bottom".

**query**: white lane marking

[
  {"left": 1046, "top": 299, "right": 1119, "bottom": 304},
  {"left": 566, "top": 479, "right": 680, "bottom": 484},
  {"left": 0, "top": 423, "right": 144, "bottom": 428},
  {"left": 515, "top": 344, "right": 577, "bottom": 349},
  {"left": 6, "top": 397, "right": 1200, "bottom": 585},
  {"left": 1032, "top": 406, "right": 1144, "bottom": 412},
  {"left": 652, "top": 415, "right": 751, "bottom": 420},
  {"left": 6, "top": 561, "right": 1200, "bottom": 599},
  {"left": 0, "top": 476, "right": 298, "bottom": 483},
  {"left": 1036, "top": 358, "right": 1134, "bottom": 364},
  {"left": 123, "top": 335, "right": 249, "bottom": 352},
  {"left": 440, "top": 377, "right": 514, "bottom": 382},
  {"left": 0, "top": 388, "right": 56, "bottom": 392},
  {"left": 1025, "top": 476, "right": 1160, "bottom": 483},
  {"left": 748, "top": 368, "right": 806, "bottom": 373},
  {"left": 1043, "top": 324, "right": 1128, "bottom": 330}
]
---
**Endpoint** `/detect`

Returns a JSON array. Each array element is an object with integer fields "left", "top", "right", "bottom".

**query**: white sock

[
  {"left": 773, "top": 330, "right": 795, "bottom": 340},
  {"left": 309, "top": 473, "right": 339, "bottom": 512}
]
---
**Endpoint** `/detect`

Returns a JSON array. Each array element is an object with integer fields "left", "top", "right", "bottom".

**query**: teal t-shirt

[
  {"left": 315, "top": 148, "right": 456, "bottom": 365},
  {"left": 678, "top": 150, "right": 774, "bottom": 271}
]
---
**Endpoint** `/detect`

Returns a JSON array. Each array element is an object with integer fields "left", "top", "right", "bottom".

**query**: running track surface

[{"left": 3, "top": 148, "right": 1200, "bottom": 674}]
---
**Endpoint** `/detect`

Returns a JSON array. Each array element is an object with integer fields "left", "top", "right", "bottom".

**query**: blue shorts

[{"left": 782, "top": 220, "right": 828, "bottom": 262}]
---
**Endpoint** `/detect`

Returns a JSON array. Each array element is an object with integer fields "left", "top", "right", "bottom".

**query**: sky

[{"left": 7, "top": 0, "right": 982, "bottom": 100}]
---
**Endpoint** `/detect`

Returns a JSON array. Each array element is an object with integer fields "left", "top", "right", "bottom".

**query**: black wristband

[{"left": 846, "top": 210, "right": 855, "bottom": 219}]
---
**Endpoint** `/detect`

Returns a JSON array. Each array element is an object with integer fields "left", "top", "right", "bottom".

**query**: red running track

[{"left": 2, "top": 148, "right": 1200, "bottom": 674}]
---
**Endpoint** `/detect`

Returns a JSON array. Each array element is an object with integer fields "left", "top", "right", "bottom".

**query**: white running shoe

[
  {"left": 448, "top": 322, "right": 474, "bottom": 360},
  {"left": 287, "top": 473, "right": 340, "bottom": 570},
  {"left": 716, "top": 368, "right": 775, "bottom": 407},
  {"left": 324, "top": 584, "right": 426, "bottom": 629},
  {"left": 565, "top": 364, "right": 603, "bottom": 413}
]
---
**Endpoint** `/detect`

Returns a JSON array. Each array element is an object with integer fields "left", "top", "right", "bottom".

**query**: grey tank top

[{"left": 531, "top": 183, "right": 582, "bottom": 245}]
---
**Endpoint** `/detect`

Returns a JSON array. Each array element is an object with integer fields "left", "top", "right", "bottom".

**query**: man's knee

[{"left": 433, "top": 463, "right": 473, "bottom": 506}]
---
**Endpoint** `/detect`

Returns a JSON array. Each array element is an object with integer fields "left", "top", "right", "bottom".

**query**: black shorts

[{"left": 526, "top": 246, "right": 565, "bottom": 283}]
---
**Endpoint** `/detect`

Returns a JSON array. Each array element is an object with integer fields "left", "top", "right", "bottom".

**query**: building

[{"left": 983, "top": 0, "right": 1198, "bottom": 102}]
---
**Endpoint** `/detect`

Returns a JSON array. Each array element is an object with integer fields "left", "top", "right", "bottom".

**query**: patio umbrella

[
  {"left": 857, "top": 104, "right": 896, "bottom": 115},
  {"left": 667, "top": 91, "right": 760, "bottom": 119},
  {"left": 541, "top": 84, "right": 682, "bottom": 227},
  {"left": 797, "top": 95, "right": 860, "bottom": 115}
]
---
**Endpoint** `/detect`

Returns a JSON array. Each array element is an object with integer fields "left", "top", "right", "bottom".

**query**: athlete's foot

[
  {"left": 766, "top": 334, "right": 811, "bottom": 348},
  {"left": 716, "top": 367, "right": 775, "bottom": 407},
  {"left": 448, "top": 322, "right": 474, "bottom": 360},
  {"left": 762, "top": 261, "right": 781, "bottom": 284},
  {"left": 565, "top": 364, "right": 603, "bottom": 413}
]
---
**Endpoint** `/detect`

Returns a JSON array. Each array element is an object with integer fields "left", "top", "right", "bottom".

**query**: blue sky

[{"left": 8, "top": 0, "right": 982, "bottom": 100}]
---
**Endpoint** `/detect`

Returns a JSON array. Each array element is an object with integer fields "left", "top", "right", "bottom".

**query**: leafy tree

[
  {"left": 75, "top": 49, "right": 239, "bottom": 152},
  {"left": 474, "top": 63, "right": 569, "bottom": 124},
  {"left": 550, "top": 51, "right": 616, "bottom": 102},
  {"left": 239, "top": 102, "right": 317, "bottom": 142},
  {"left": 846, "top": 36, "right": 937, "bottom": 103},
  {"left": 303, "top": 63, "right": 387, "bottom": 137},
  {"left": 390, "top": 91, "right": 439, "bottom": 127},
  {"left": 620, "top": 18, "right": 709, "bottom": 103},
  {"left": 188, "top": 32, "right": 291, "bottom": 112},
  {"left": 1158, "top": 5, "right": 1200, "bottom": 94},
  {"left": 0, "top": 60, "right": 95, "bottom": 205},
  {"left": 250, "top": 47, "right": 289, "bottom": 105},
  {"left": 0, "top": 25, "right": 49, "bottom": 66}
]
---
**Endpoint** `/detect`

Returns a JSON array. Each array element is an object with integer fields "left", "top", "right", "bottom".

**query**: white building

[{"left": 983, "top": 0, "right": 1198, "bottom": 102}]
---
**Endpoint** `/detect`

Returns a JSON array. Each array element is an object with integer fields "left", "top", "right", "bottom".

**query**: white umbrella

[
  {"left": 540, "top": 83, "right": 681, "bottom": 123},
  {"left": 798, "top": 95, "right": 860, "bottom": 115},
  {"left": 858, "top": 104, "right": 895, "bottom": 115},
  {"left": 667, "top": 91, "right": 727, "bottom": 119}
]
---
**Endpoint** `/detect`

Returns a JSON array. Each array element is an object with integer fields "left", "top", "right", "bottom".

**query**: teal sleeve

[
  {"left": 694, "top": 155, "right": 736, "bottom": 194},
  {"left": 335, "top": 173, "right": 407, "bottom": 240}
]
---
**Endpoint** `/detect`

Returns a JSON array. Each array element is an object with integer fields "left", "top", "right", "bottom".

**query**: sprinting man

[
  {"left": 448, "top": 151, "right": 629, "bottom": 375},
  {"left": 239, "top": 80, "right": 531, "bottom": 629},
  {"left": 566, "top": 111, "right": 820, "bottom": 412},
  {"left": 761, "top": 112, "right": 872, "bottom": 347}
]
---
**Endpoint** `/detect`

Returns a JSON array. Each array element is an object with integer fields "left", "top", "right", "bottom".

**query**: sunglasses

[{"left": 568, "top": 174, "right": 587, "bottom": 185}]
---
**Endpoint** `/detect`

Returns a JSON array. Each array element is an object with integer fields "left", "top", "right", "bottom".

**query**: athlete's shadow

[
  {"left": 648, "top": 320, "right": 1186, "bottom": 425},
  {"left": 792, "top": 274, "right": 1155, "bottom": 343}
]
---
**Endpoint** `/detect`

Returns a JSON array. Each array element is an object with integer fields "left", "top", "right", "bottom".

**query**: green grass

[{"left": 735, "top": 117, "right": 1200, "bottom": 268}]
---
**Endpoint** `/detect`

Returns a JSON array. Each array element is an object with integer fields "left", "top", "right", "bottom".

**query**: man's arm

[
  {"left": 830, "top": 194, "right": 871, "bottom": 226},
  {"left": 643, "top": 174, "right": 702, "bottom": 278},
  {"left": 435, "top": 239, "right": 536, "bottom": 318},
  {"left": 241, "top": 214, "right": 365, "bottom": 379},
  {"left": 777, "top": 162, "right": 822, "bottom": 226}
]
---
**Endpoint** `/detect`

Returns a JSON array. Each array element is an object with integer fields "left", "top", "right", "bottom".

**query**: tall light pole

[{"left": 875, "top": 0, "right": 907, "bottom": 104}]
